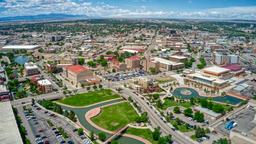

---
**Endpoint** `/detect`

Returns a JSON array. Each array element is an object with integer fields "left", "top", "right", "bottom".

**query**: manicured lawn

[
  {"left": 92, "top": 102, "right": 139, "bottom": 131},
  {"left": 162, "top": 98, "right": 192, "bottom": 110},
  {"left": 57, "top": 89, "right": 120, "bottom": 106},
  {"left": 125, "top": 128, "right": 158, "bottom": 144}
]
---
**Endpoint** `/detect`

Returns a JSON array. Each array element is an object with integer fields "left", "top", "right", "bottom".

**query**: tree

[
  {"left": 87, "top": 61, "right": 96, "bottom": 67},
  {"left": 158, "top": 135, "right": 172, "bottom": 144},
  {"left": 149, "top": 67, "right": 157, "bottom": 74},
  {"left": 184, "top": 108, "right": 193, "bottom": 117},
  {"left": 156, "top": 99, "right": 163, "bottom": 109},
  {"left": 194, "top": 112, "right": 204, "bottom": 123},
  {"left": 98, "top": 132, "right": 106, "bottom": 141},
  {"left": 213, "top": 138, "right": 230, "bottom": 144},
  {"left": 136, "top": 112, "right": 148, "bottom": 123},
  {"left": 212, "top": 104, "right": 224, "bottom": 113},
  {"left": 152, "top": 93, "right": 160, "bottom": 100},
  {"left": 90, "top": 131, "right": 95, "bottom": 141},
  {"left": 77, "top": 128, "right": 84, "bottom": 136},
  {"left": 195, "top": 127, "right": 206, "bottom": 138},
  {"left": 111, "top": 140, "right": 119, "bottom": 144},
  {"left": 69, "top": 110, "right": 77, "bottom": 122},
  {"left": 99, "top": 84, "right": 103, "bottom": 89},
  {"left": 31, "top": 98, "right": 35, "bottom": 106},
  {"left": 173, "top": 106, "right": 181, "bottom": 114},
  {"left": 78, "top": 58, "right": 85, "bottom": 65},
  {"left": 200, "top": 99, "right": 208, "bottom": 108},
  {"left": 100, "top": 59, "right": 108, "bottom": 67},
  {"left": 93, "top": 85, "right": 97, "bottom": 89},
  {"left": 63, "top": 110, "right": 69, "bottom": 117},
  {"left": 152, "top": 127, "right": 161, "bottom": 141},
  {"left": 87, "top": 86, "right": 91, "bottom": 91}
]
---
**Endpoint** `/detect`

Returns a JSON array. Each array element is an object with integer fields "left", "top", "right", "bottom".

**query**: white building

[{"left": 228, "top": 54, "right": 239, "bottom": 64}]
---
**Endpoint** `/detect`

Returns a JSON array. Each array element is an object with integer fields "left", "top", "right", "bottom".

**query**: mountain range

[{"left": 0, "top": 13, "right": 89, "bottom": 22}]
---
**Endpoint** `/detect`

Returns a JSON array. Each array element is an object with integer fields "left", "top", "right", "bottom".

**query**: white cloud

[{"left": 0, "top": 0, "right": 255, "bottom": 19}]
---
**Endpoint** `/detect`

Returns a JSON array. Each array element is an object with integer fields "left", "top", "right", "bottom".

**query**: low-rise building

[
  {"left": 110, "top": 59, "right": 127, "bottom": 72},
  {"left": 203, "top": 66, "right": 232, "bottom": 79},
  {"left": 62, "top": 65, "right": 99, "bottom": 86},
  {"left": 24, "top": 62, "right": 40, "bottom": 76},
  {"left": 151, "top": 57, "right": 184, "bottom": 71},
  {"left": 125, "top": 56, "right": 141, "bottom": 69},
  {"left": 223, "top": 64, "right": 245, "bottom": 76},
  {"left": 169, "top": 55, "right": 187, "bottom": 63},
  {"left": 184, "top": 72, "right": 230, "bottom": 91},
  {"left": 37, "top": 79, "right": 53, "bottom": 93}
]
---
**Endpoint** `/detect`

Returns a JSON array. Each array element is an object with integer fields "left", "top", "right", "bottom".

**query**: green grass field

[
  {"left": 57, "top": 89, "right": 120, "bottom": 106},
  {"left": 125, "top": 128, "right": 157, "bottom": 144},
  {"left": 92, "top": 102, "right": 139, "bottom": 131}
]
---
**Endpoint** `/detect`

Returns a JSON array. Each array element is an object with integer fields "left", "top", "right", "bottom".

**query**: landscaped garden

[
  {"left": 57, "top": 89, "right": 120, "bottom": 106},
  {"left": 91, "top": 102, "right": 138, "bottom": 131}
]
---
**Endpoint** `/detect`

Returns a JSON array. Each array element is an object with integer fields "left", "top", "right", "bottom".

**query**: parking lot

[
  {"left": 217, "top": 106, "right": 256, "bottom": 136},
  {"left": 25, "top": 107, "right": 61, "bottom": 144},
  {"left": 103, "top": 70, "right": 147, "bottom": 81},
  {"left": 23, "top": 104, "right": 89, "bottom": 144}
]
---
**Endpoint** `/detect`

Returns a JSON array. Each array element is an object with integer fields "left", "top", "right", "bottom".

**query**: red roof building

[
  {"left": 223, "top": 64, "right": 245, "bottom": 76},
  {"left": 65, "top": 65, "right": 89, "bottom": 74},
  {"left": 62, "top": 65, "right": 94, "bottom": 86}
]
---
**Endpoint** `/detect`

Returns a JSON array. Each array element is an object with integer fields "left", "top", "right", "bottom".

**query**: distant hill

[{"left": 0, "top": 13, "right": 89, "bottom": 22}]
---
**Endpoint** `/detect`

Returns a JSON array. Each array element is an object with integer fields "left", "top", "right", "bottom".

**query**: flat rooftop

[
  {"left": 169, "top": 55, "right": 187, "bottom": 59},
  {"left": 203, "top": 66, "right": 230, "bottom": 74},
  {"left": 153, "top": 57, "right": 183, "bottom": 66},
  {"left": 38, "top": 79, "right": 52, "bottom": 86},
  {"left": 25, "top": 62, "right": 38, "bottom": 69},
  {"left": 0, "top": 101, "right": 23, "bottom": 144},
  {"left": 2, "top": 45, "right": 40, "bottom": 50}
]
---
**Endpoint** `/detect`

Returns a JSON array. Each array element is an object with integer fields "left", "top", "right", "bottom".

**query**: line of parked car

[{"left": 104, "top": 70, "right": 147, "bottom": 81}]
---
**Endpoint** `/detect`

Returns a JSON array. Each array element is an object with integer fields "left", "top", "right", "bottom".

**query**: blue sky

[{"left": 0, "top": 0, "right": 256, "bottom": 19}]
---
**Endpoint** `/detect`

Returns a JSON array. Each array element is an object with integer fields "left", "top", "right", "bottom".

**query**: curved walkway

[{"left": 85, "top": 103, "right": 151, "bottom": 144}]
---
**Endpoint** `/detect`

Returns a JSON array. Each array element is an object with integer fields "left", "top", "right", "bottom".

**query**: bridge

[{"left": 104, "top": 125, "right": 129, "bottom": 144}]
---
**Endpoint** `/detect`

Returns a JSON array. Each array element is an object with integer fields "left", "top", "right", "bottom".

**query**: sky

[{"left": 0, "top": 0, "right": 256, "bottom": 19}]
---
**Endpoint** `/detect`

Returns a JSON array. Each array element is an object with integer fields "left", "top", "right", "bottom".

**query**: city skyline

[{"left": 0, "top": 0, "right": 256, "bottom": 19}]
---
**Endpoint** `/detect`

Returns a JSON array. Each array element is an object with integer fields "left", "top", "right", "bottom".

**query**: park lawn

[
  {"left": 125, "top": 128, "right": 158, "bottom": 144},
  {"left": 162, "top": 98, "right": 192, "bottom": 110},
  {"left": 92, "top": 102, "right": 139, "bottom": 131},
  {"left": 57, "top": 89, "right": 120, "bottom": 106}
]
